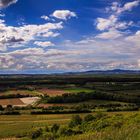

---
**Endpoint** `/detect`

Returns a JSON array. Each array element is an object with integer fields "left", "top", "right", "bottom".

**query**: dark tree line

[{"left": 42, "top": 91, "right": 140, "bottom": 104}]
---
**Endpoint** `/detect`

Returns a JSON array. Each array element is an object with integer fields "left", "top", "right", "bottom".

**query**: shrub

[
  {"left": 69, "top": 115, "right": 82, "bottom": 128},
  {"left": 59, "top": 127, "right": 75, "bottom": 136},
  {"left": 84, "top": 114, "right": 95, "bottom": 122},
  {"left": 59, "top": 127, "right": 83, "bottom": 136},
  {"left": 45, "top": 125, "right": 50, "bottom": 132},
  {"left": 29, "top": 128, "right": 42, "bottom": 139},
  {"left": 51, "top": 124, "right": 60, "bottom": 133}
]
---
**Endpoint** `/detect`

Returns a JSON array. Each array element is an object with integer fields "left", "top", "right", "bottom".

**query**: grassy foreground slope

[
  {"left": 0, "top": 112, "right": 140, "bottom": 140},
  {"left": 59, "top": 112, "right": 140, "bottom": 140}
]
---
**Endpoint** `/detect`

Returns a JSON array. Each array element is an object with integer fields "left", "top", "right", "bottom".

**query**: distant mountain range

[{"left": 64, "top": 69, "right": 140, "bottom": 75}]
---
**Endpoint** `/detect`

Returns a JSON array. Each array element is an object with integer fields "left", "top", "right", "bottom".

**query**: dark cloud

[
  {"left": 8, "top": 37, "right": 24, "bottom": 43},
  {"left": 0, "top": 0, "right": 18, "bottom": 8},
  {"left": 1, "top": 36, "right": 24, "bottom": 44}
]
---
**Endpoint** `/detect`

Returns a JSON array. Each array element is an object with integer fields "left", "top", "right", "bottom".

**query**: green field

[{"left": 64, "top": 88, "right": 94, "bottom": 93}]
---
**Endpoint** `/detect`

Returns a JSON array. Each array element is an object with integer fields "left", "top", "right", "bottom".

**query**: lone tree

[
  {"left": 5, "top": 105, "right": 13, "bottom": 112},
  {"left": 0, "top": 105, "right": 3, "bottom": 111}
]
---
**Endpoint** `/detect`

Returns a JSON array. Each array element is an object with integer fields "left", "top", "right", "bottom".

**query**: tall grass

[{"left": 59, "top": 125, "right": 140, "bottom": 140}]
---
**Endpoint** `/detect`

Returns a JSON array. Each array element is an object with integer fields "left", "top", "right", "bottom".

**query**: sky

[{"left": 0, "top": 0, "right": 140, "bottom": 73}]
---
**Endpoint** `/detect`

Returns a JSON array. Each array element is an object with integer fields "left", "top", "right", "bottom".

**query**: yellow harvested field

[{"left": 20, "top": 97, "right": 40, "bottom": 105}]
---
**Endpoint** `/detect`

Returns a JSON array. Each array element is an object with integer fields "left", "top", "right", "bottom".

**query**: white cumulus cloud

[
  {"left": 96, "top": 29, "right": 123, "bottom": 39},
  {"left": 0, "top": 21, "right": 63, "bottom": 51},
  {"left": 52, "top": 10, "right": 77, "bottom": 20}
]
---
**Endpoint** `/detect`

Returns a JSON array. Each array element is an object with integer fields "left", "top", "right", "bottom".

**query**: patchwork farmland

[{"left": 0, "top": 74, "right": 140, "bottom": 139}]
